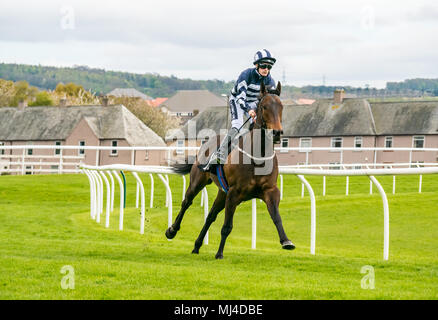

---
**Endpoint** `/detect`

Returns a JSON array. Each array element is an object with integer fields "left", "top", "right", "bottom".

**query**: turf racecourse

[{"left": 0, "top": 173, "right": 437, "bottom": 300}]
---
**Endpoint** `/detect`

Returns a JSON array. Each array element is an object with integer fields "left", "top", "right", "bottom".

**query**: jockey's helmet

[{"left": 253, "top": 49, "right": 276, "bottom": 66}]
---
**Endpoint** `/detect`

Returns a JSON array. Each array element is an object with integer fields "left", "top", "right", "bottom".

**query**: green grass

[{"left": 0, "top": 172, "right": 437, "bottom": 299}]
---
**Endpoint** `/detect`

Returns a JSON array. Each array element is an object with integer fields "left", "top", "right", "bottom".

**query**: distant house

[
  {"left": 107, "top": 88, "right": 152, "bottom": 100},
  {"left": 160, "top": 90, "right": 226, "bottom": 124},
  {"left": 0, "top": 104, "right": 167, "bottom": 174},
  {"left": 371, "top": 101, "right": 438, "bottom": 164},
  {"left": 170, "top": 91, "right": 438, "bottom": 166}
]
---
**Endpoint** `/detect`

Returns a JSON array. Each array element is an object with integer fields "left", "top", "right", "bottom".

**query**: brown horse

[{"left": 166, "top": 81, "right": 294, "bottom": 259}]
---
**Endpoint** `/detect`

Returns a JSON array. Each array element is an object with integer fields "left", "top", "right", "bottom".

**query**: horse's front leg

[{"left": 262, "top": 187, "right": 295, "bottom": 250}]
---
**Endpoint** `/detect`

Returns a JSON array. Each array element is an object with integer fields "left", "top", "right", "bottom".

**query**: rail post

[
  {"left": 369, "top": 176, "right": 389, "bottom": 261},
  {"left": 297, "top": 175, "right": 316, "bottom": 255},
  {"left": 132, "top": 172, "right": 146, "bottom": 234},
  {"left": 111, "top": 170, "right": 125, "bottom": 231}
]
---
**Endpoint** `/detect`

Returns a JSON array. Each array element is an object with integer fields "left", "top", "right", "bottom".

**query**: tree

[
  {"left": 109, "top": 96, "right": 179, "bottom": 139},
  {"left": 0, "top": 79, "right": 15, "bottom": 106},
  {"left": 29, "top": 91, "right": 54, "bottom": 106},
  {"left": 11, "top": 80, "right": 38, "bottom": 106}
]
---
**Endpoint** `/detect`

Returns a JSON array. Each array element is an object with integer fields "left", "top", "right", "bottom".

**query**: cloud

[{"left": 0, "top": 0, "right": 437, "bottom": 87}]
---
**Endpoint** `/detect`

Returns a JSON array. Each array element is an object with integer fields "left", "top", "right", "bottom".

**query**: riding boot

[{"left": 198, "top": 127, "right": 239, "bottom": 172}]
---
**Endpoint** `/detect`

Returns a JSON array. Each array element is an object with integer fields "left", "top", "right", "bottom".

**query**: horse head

[{"left": 256, "top": 81, "right": 283, "bottom": 144}]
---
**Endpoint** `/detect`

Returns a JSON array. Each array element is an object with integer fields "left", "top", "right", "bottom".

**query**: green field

[{"left": 0, "top": 172, "right": 437, "bottom": 299}]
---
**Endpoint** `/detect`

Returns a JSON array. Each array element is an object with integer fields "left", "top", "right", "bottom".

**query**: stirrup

[{"left": 198, "top": 153, "right": 219, "bottom": 172}]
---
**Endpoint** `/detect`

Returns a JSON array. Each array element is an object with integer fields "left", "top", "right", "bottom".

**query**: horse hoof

[
  {"left": 192, "top": 248, "right": 199, "bottom": 254},
  {"left": 165, "top": 227, "right": 176, "bottom": 239},
  {"left": 281, "top": 240, "right": 295, "bottom": 250},
  {"left": 215, "top": 253, "right": 224, "bottom": 260}
]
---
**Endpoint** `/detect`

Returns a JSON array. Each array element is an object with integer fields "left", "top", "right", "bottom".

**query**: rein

[{"left": 236, "top": 145, "right": 276, "bottom": 161}]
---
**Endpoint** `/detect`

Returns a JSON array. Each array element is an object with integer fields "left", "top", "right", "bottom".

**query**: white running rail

[{"left": 80, "top": 163, "right": 438, "bottom": 261}]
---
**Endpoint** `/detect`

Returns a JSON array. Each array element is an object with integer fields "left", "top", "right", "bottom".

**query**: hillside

[
  {"left": 1, "top": 62, "right": 437, "bottom": 99},
  {"left": 0, "top": 63, "right": 234, "bottom": 98}
]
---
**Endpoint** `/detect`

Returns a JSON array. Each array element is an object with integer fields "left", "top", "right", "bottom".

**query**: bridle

[
  {"left": 252, "top": 95, "right": 268, "bottom": 130},
  {"left": 235, "top": 93, "right": 281, "bottom": 162}
]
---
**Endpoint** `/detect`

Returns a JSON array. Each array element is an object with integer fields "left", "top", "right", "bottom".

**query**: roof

[
  {"left": 178, "top": 98, "right": 377, "bottom": 139},
  {"left": 370, "top": 101, "right": 438, "bottom": 135},
  {"left": 147, "top": 97, "right": 168, "bottom": 108},
  {"left": 107, "top": 88, "right": 152, "bottom": 100},
  {"left": 177, "top": 99, "right": 438, "bottom": 139},
  {"left": 0, "top": 105, "right": 166, "bottom": 146},
  {"left": 296, "top": 98, "right": 316, "bottom": 105},
  {"left": 160, "top": 90, "right": 226, "bottom": 113},
  {"left": 282, "top": 98, "right": 376, "bottom": 137},
  {"left": 172, "top": 106, "right": 229, "bottom": 140}
]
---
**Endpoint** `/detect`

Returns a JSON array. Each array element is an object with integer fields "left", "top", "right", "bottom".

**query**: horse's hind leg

[
  {"left": 192, "top": 189, "right": 227, "bottom": 254},
  {"left": 215, "top": 188, "right": 241, "bottom": 259},
  {"left": 263, "top": 187, "right": 295, "bottom": 250},
  {"left": 165, "top": 169, "right": 210, "bottom": 239}
]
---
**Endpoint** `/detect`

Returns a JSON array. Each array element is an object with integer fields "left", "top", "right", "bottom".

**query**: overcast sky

[{"left": 0, "top": 0, "right": 437, "bottom": 88}]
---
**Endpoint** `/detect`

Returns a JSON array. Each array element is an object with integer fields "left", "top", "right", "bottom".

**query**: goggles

[{"left": 258, "top": 64, "right": 272, "bottom": 70}]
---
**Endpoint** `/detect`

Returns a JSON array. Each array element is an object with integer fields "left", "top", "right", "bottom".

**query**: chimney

[
  {"left": 18, "top": 100, "right": 27, "bottom": 110},
  {"left": 101, "top": 95, "right": 109, "bottom": 107},
  {"left": 333, "top": 89, "right": 345, "bottom": 104},
  {"left": 60, "top": 98, "right": 67, "bottom": 107}
]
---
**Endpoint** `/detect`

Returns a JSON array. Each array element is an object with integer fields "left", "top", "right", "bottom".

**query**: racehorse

[{"left": 166, "top": 81, "right": 295, "bottom": 259}]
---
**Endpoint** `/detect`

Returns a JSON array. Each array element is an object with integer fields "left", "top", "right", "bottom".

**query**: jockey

[{"left": 199, "top": 49, "right": 277, "bottom": 172}]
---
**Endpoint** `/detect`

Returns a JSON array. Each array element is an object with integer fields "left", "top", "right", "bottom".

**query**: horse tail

[{"left": 170, "top": 156, "right": 196, "bottom": 175}]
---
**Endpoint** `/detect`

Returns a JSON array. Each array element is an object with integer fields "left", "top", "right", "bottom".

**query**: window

[
  {"left": 55, "top": 141, "right": 61, "bottom": 155},
  {"left": 385, "top": 136, "right": 393, "bottom": 148},
  {"left": 0, "top": 142, "right": 4, "bottom": 155},
  {"left": 281, "top": 138, "right": 289, "bottom": 153},
  {"left": 111, "top": 140, "right": 118, "bottom": 156},
  {"left": 329, "top": 162, "right": 341, "bottom": 170},
  {"left": 25, "top": 165, "right": 33, "bottom": 175},
  {"left": 176, "top": 140, "right": 184, "bottom": 155},
  {"left": 354, "top": 136, "right": 363, "bottom": 148},
  {"left": 411, "top": 161, "right": 424, "bottom": 168},
  {"left": 413, "top": 136, "right": 425, "bottom": 149},
  {"left": 79, "top": 141, "right": 85, "bottom": 156},
  {"left": 299, "top": 137, "right": 311, "bottom": 148},
  {"left": 27, "top": 142, "right": 33, "bottom": 155},
  {"left": 331, "top": 137, "right": 343, "bottom": 148}
]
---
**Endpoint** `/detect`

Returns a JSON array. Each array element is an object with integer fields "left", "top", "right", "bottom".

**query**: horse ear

[
  {"left": 260, "top": 81, "right": 267, "bottom": 97},
  {"left": 275, "top": 81, "right": 281, "bottom": 96}
]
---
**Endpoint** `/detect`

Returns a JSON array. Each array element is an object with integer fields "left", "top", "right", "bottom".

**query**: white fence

[
  {"left": 80, "top": 163, "right": 438, "bottom": 261},
  {"left": 2, "top": 144, "right": 438, "bottom": 175}
]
